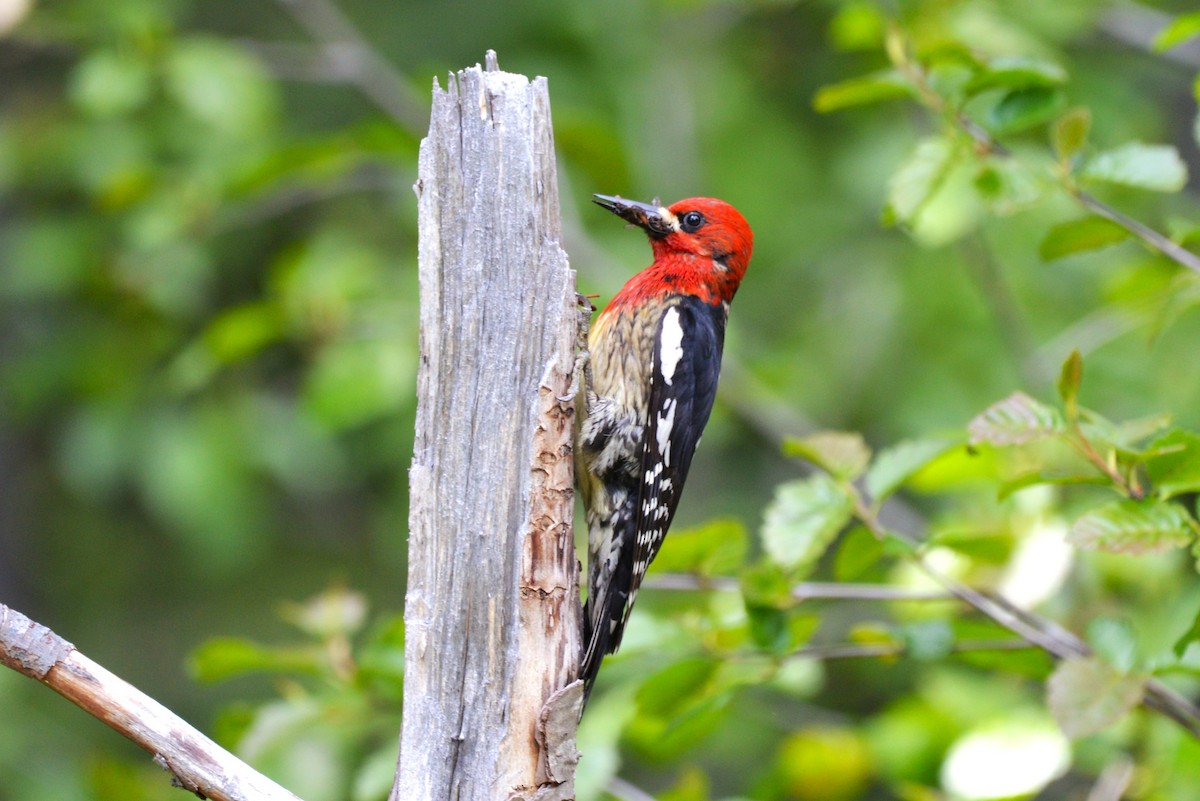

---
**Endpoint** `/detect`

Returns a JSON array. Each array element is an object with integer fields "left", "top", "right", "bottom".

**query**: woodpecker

[{"left": 577, "top": 194, "right": 753, "bottom": 703}]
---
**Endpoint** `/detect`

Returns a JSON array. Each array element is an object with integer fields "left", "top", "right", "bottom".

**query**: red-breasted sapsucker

[{"left": 578, "top": 194, "right": 754, "bottom": 702}]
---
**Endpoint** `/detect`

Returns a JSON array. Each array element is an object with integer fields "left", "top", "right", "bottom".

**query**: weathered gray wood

[
  {"left": 395, "top": 53, "right": 582, "bottom": 801},
  {"left": 0, "top": 604, "right": 304, "bottom": 801}
]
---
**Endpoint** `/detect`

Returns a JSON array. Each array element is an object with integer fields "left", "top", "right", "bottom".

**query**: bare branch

[
  {"left": 271, "top": 0, "right": 426, "bottom": 133},
  {"left": 0, "top": 604, "right": 304, "bottom": 801},
  {"left": 786, "top": 638, "right": 1032, "bottom": 662},
  {"left": 607, "top": 777, "right": 658, "bottom": 801},
  {"left": 642, "top": 573, "right": 952, "bottom": 602}
]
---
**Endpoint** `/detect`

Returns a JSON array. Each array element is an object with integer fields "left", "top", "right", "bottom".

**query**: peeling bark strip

[
  {"left": 0, "top": 604, "right": 302, "bottom": 801},
  {"left": 395, "top": 52, "right": 582, "bottom": 801}
]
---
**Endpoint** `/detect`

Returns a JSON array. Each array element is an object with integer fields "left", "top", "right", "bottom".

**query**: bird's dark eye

[{"left": 680, "top": 211, "right": 705, "bottom": 232}]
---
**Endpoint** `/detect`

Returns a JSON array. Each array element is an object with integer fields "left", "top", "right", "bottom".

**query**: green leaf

[
  {"left": 1068, "top": 499, "right": 1194, "bottom": 555},
  {"left": 833, "top": 525, "right": 885, "bottom": 581},
  {"left": 900, "top": 620, "right": 955, "bottom": 661},
  {"left": 69, "top": 50, "right": 153, "bottom": 118},
  {"left": 966, "top": 56, "right": 1068, "bottom": 93},
  {"left": 203, "top": 303, "right": 285, "bottom": 364},
  {"left": 1046, "top": 656, "right": 1145, "bottom": 738},
  {"left": 1146, "top": 430, "right": 1200, "bottom": 499},
  {"left": 813, "top": 69, "right": 913, "bottom": 113},
  {"left": 1078, "top": 410, "right": 1174, "bottom": 459},
  {"left": 1052, "top": 107, "right": 1091, "bottom": 161},
  {"left": 281, "top": 587, "right": 368, "bottom": 639},
  {"left": 165, "top": 38, "right": 278, "bottom": 137},
  {"left": 997, "top": 470, "right": 1109, "bottom": 501},
  {"left": 1173, "top": 609, "right": 1200, "bottom": 658},
  {"left": 865, "top": 437, "right": 960, "bottom": 502},
  {"left": 1057, "top": 349, "right": 1082, "bottom": 419},
  {"left": 1082, "top": 143, "right": 1189, "bottom": 192},
  {"left": 740, "top": 561, "right": 795, "bottom": 610},
  {"left": 1153, "top": 12, "right": 1200, "bottom": 52},
  {"left": 983, "top": 87, "right": 1065, "bottom": 135},
  {"left": 761, "top": 474, "right": 855, "bottom": 578},
  {"left": 1086, "top": 616, "right": 1139, "bottom": 673},
  {"left": 636, "top": 658, "right": 718, "bottom": 718},
  {"left": 352, "top": 743, "right": 402, "bottom": 801},
  {"left": 784, "top": 431, "right": 872, "bottom": 480},
  {"left": 188, "top": 638, "right": 323, "bottom": 683},
  {"left": 827, "top": 1, "right": 886, "bottom": 51},
  {"left": 747, "top": 607, "right": 819, "bottom": 654},
  {"left": 649, "top": 519, "right": 748, "bottom": 576},
  {"left": 927, "top": 528, "right": 1012, "bottom": 563},
  {"left": 974, "top": 157, "right": 1045, "bottom": 214},
  {"left": 1036, "top": 215, "right": 1128, "bottom": 260},
  {"left": 967, "top": 392, "right": 1064, "bottom": 446},
  {"left": 885, "top": 137, "right": 957, "bottom": 225}
]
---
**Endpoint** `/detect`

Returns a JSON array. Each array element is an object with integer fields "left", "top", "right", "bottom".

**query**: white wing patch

[
  {"left": 656, "top": 398, "right": 676, "bottom": 467},
  {"left": 659, "top": 307, "right": 685, "bottom": 386}
]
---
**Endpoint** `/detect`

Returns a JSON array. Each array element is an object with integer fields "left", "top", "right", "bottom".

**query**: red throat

[{"left": 607, "top": 196, "right": 753, "bottom": 311}]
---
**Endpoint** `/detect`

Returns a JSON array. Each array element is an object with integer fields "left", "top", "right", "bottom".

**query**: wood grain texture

[
  {"left": 0, "top": 604, "right": 303, "bottom": 801},
  {"left": 395, "top": 54, "right": 582, "bottom": 801}
]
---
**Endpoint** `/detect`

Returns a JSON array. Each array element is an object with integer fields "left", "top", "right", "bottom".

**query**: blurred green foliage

[{"left": 3, "top": 0, "right": 1200, "bottom": 799}]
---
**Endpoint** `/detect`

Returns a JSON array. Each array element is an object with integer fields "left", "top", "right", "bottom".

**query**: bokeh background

[{"left": 3, "top": 0, "right": 1200, "bottom": 799}]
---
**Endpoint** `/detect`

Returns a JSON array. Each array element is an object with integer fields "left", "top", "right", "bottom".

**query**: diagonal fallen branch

[{"left": 0, "top": 603, "right": 304, "bottom": 801}]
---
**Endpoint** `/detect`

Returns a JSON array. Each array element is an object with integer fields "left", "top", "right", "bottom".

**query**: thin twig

[
  {"left": 917, "top": 559, "right": 1200, "bottom": 738},
  {"left": 272, "top": 0, "right": 426, "bottom": 133},
  {"left": 641, "top": 573, "right": 952, "bottom": 602},
  {"left": 607, "top": 777, "right": 658, "bottom": 801},
  {"left": 888, "top": 28, "right": 1200, "bottom": 276},
  {"left": 959, "top": 235, "right": 1038, "bottom": 386},
  {"left": 787, "top": 638, "right": 1033, "bottom": 662}
]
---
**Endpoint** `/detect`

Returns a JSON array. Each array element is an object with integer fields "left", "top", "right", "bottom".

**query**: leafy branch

[
  {"left": 754, "top": 350, "right": 1200, "bottom": 739},
  {"left": 816, "top": 24, "right": 1200, "bottom": 273}
]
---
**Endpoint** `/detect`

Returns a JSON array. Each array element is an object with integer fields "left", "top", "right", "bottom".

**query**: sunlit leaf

[
  {"left": 1173, "top": 609, "right": 1200, "bottom": 658},
  {"left": 866, "top": 437, "right": 961, "bottom": 502},
  {"left": 974, "top": 157, "right": 1045, "bottom": 213},
  {"left": 1153, "top": 12, "right": 1200, "bottom": 52},
  {"left": 1068, "top": 499, "right": 1194, "bottom": 555},
  {"left": 636, "top": 658, "right": 718, "bottom": 718},
  {"left": 1146, "top": 430, "right": 1200, "bottom": 498},
  {"left": 813, "top": 69, "right": 913, "bottom": 112},
  {"left": 761, "top": 475, "right": 855, "bottom": 577},
  {"left": 833, "top": 525, "right": 885, "bottom": 581},
  {"left": 649, "top": 519, "right": 748, "bottom": 576},
  {"left": 1052, "top": 107, "right": 1091, "bottom": 161},
  {"left": 203, "top": 303, "right": 285, "bottom": 364},
  {"left": 778, "top": 728, "right": 872, "bottom": 801},
  {"left": 189, "top": 638, "right": 323, "bottom": 683},
  {"left": 885, "top": 137, "right": 957, "bottom": 225},
  {"left": 281, "top": 587, "right": 368, "bottom": 639},
  {"left": 1039, "top": 217, "right": 1131, "bottom": 261},
  {"left": 983, "top": 87, "right": 1065, "bottom": 134},
  {"left": 968, "top": 392, "right": 1064, "bottom": 446},
  {"left": 1079, "top": 410, "right": 1174, "bottom": 459},
  {"left": 740, "top": 561, "right": 795, "bottom": 610},
  {"left": 784, "top": 430, "right": 872, "bottom": 480},
  {"left": 165, "top": 38, "right": 278, "bottom": 137},
  {"left": 1082, "top": 143, "right": 1189, "bottom": 192},
  {"left": 966, "top": 56, "right": 1068, "bottom": 93},
  {"left": 828, "top": 1, "right": 886, "bottom": 51},
  {"left": 1047, "top": 656, "right": 1145, "bottom": 738},
  {"left": 69, "top": 50, "right": 153, "bottom": 118}
]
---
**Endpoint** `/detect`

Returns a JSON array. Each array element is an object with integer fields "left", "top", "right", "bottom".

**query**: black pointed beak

[{"left": 593, "top": 194, "right": 674, "bottom": 237}]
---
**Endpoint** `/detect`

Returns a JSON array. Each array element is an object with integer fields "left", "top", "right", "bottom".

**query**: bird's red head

[{"left": 594, "top": 194, "right": 754, "bottom": 306}]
